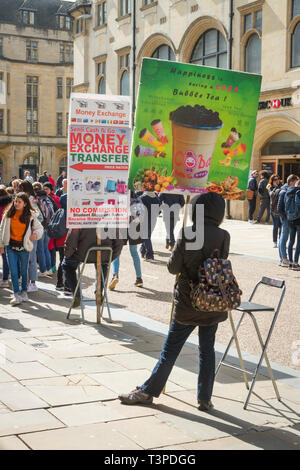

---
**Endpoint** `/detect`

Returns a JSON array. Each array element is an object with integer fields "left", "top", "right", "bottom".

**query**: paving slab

[
  {"left": 20, "top": 376, "right": 116, "bottom": 406},
  {"left": 0, "top": 436, "right": 30, "bottom": 450},
  {"left": 0, "top": 382, "right": 49, "bottom": 411},
  {"left": 38, "top": 342, "right": 132, "bottom": 359},
  {"left": 111, "top": 416, "right": 195, "bottom": 449},
  {"left": 0, "top": 369, "right": 16, "bottom": 383},
  {"left": 1, "top": 362, "right": 58, "bottom": 381},
  {"left": 0, "top": 409, "right": 65, "bottom": 437},
  {"left": 38, "top": 356, "right": 126, "bottom": 375},
  {"left": 20, "top": 422, "right": 143, "bottom": 450},
  {"left": 49, "top": 402, "right": 124, "bottom": 427},
  {"left": 89, "top": 369, "right": 184, "bottom": 395}
]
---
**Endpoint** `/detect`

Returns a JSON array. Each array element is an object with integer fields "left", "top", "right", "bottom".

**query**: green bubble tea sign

[{"left": 128, "top": 58, "right": 261, "bottom": 199}]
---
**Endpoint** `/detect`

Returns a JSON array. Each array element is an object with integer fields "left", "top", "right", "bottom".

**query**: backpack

[
  {"left": 188, "top": 251, "right": 242, "bottom": 313},
  {"left": 46, "top": 208, "right": 68, "bottom": 239},
  {"left": 285, "top": 190, "right": 300, "bottom": 221},
  {"left": 39, "top": 196, "right": 55, "bottom": 228},
  {"left": 270, "top": 188, "right": 281, "bottom": 215}
]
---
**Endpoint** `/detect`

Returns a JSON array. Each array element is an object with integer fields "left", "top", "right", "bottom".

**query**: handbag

[
  {"left": 246, "top": 189, "right": 255, "bottom": 200},
  {"left": 188, "top": 249, "right": 242, "bottom": 313}
]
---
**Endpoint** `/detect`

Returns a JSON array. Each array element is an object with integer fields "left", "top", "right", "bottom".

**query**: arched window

[
  {"left": 261, "top": 132, "right": 300, "bottom": 156},
  {"left": 24, "top": 154, "right": 39, "bottom": 166},
  {"left": 152, "top": 44, "right": 175, "bottom": 61},
  {"left": 190, "top": 29, "right": 227, "bottom": 68},
  {"left": 98, "top": 77, "right": 106, "bottom": 94},
  {"left": 120, "top": 70, "right": 129, "bottom": 96},
  {"left": 245, "top": 33, "right": 261, "bottom": 73},
  {"left": 291, "top": 22, "right": 300, "bottom": 68}
]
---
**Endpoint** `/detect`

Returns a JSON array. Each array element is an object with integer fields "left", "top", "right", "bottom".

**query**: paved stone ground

[
  {"left": 82, "top": 217, "right": 300, "bottom": 370},
  {"left": 0, "top": 284, "right": 300, "bottom": 450},
  {"left": 0, "top": 217, "right": 300, "bottom": 450}
]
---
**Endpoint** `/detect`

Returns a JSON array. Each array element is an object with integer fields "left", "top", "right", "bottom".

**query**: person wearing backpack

[
  {"left": 119, "top": 192, "right": 230, "bottom": 411},
  {"left": 267, "top": 174, "right": 282, "bottom": 248},
  {"left": 284, "top": 179, "right": 300, "bottom": 270},
  {"left": 47, "top": 194, "right": 69, "bottom": 292},
  {"left": 33, "top": 182, "right": 53, "bottom": 276},
  {"left": 256, "top": 170, "right": 270, "bottom": 223},
  {"left": 277, "top": 174, "right": 299, "bottom": 267}
]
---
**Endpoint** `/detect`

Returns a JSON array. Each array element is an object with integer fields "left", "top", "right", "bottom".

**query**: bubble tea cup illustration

[{"left": 169, "top": 105, "right": 223, "bottom": 189}]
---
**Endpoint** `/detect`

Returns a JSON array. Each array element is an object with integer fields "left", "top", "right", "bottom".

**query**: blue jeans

[
  {"left": 6, "top": 246, "right": 30, "bottom": 294},
  {"left": 288, "top": 224, "right": 300, "bottom": 263},
  {"left": 140, "top": 239, "right": 154, "bottom": 260},
  {"left": 278, "top": 217, "right": 289, "bottom": 260},
  {"left": 28, "top": 239, "right": 38, "bottom": 282},
  {"left": 37, "top": 232, "right": 52, "bottom": 273},
  {"left": 271, "top": 213, "right": 281, "bottom": 244},
  {"left": 2, "top": 249, "right": 9, "bottom": 281},
  {"left": 141, "top": 320, "right": 218, "bottom": 403},
  {"left": 112, "top": 244, "right": 142, "bottom": 278}
]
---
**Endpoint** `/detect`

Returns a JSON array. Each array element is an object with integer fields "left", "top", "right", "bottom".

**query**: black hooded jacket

[{"left": 167, "top": 193, "right": 230, "bottom": 326}]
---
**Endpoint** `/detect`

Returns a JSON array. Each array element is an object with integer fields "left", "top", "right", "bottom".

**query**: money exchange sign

[{"left": 67, "top": 93, "right": 131, "bottom": 228}]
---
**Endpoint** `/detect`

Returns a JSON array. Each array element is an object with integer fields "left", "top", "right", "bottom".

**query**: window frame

[
  {"left": 21, "top": 10, "right": 35, "bottom": 25},
  {"left": 151, "top": 44, "right": 175, "bottom": 61},
  {"left": 95, "top": 59, "right": 106, "bottom": 95},
  {"left": 190, "top": 28, "right": 227, "bottom": 67},
  {"left": 57, "top": 112, "right": 63, "bottom": 136},
  {"left": 66, "top": 78, "right": 73, "bottom": 99},
  {"left": 118, "top": 50, "right": 130, "bottom": 96},
  {"left": 57, "top": 77, "right": 63, "bottom": 99},
  {"left": 244, "top": 32, "right": 262, "bottom": 74},
  {"left": 239, "top": 2, "right": 263, "bottom": 73},
  {"left": 0, "top": 109, "right": 3, "bottom": 133},
  {"left": 26, "top": 76, "right": 38, "bottom": 135},
  {"left": 120, "top": 0, "right": 130, "bottom": 17},
  {"left": 26, "top": 40, "right": 38, "bottom": 62},
  {"left": 0, "top": 38, "right": 3, "bottom": 57},
  {"left": 97, "top": 1, "right": 107, "bottom": 27}
]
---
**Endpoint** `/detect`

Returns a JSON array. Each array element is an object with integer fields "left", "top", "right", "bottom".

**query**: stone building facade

[
  {"left": 0, "top": 0, "right": 74, "bottom": 184},
  {"left": 69, "top": 0, "right": 300, "bottom": 219}
]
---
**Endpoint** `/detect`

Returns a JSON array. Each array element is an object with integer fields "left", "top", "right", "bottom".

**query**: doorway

[{"left": 278, "top": 159, "right": 300, "bottom": 182}]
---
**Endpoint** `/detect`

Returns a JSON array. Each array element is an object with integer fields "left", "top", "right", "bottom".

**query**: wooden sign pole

[{"left": 96, "top": 228, "right": 102, "bottom": 324}]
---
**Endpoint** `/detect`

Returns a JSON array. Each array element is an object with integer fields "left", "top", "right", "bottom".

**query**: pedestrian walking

[
  {"left": 158, "top": 193, "right": 185, "bottom": 251},
  {"left": 19, "top": 180, "right": 43, "bottom": 292},
  {"left": 56, "top": 170, "right": 66, "bottom": 189},
  {"left": 0, "top": 192, "right": 43, "bottom": 305},
  {"left": 0, "top": 186, "right": 12, "bottom": 288},
  {"left": 256, "top": 170, "right": 271, "bottom": 223},
  {"left": 247, "top": 170, "right": 259, "bottom": 223},
  {"left": 267, "top": 174, "right": 282, "bottom": 248},
  {"left": 277, "top": 174, "right": 299, "bottom": 267},
  {"left": 284, "top": 179, "right": 300, "bottom": 270},
  {"left": 119, "top": 192, "right": 230, "bottom": 411},
  {"left": 38, "top": 171, "right": 49, "bottom": 185},
  {"left": 139, "top": 191, "right": 161, "bottom": 261},
  {"left": 32, "top": 182, "right": 53, "bottom": 277}
]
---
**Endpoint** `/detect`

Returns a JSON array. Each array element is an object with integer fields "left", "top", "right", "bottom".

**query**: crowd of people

[
  {"left": 247, "top": 170, "right": 300, "bottom": 270},
  {"left": 0, "top": 170, "right": 68, "bottom": 305},
  {"left": 0, "top": 169, "right": 186, "bottom": 308}
]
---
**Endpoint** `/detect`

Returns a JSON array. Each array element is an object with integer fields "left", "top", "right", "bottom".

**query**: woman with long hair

[
  {"left": 0, "top": 192, "right": 43, "bottom": 305},
  {"left": 267, "top": 174, "right": 282, "bottom": 248},
  {"left": 19, "top": 180, "right": 43, "bottom": 292}
]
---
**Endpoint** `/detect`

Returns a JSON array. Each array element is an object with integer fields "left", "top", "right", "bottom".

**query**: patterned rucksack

[{"left": 189, "top": 251, "right": 242, "bottom": 313}]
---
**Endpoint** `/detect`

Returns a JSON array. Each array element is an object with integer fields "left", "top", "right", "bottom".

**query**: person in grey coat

[
  {"left": 256, "top": 170, "right": 270, "bottom": 223},
  {"left": 119, "top": 192, "right": 230, "bottom": 411}
]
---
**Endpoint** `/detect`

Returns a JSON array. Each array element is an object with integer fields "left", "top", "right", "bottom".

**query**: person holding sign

[{"left": 119, "top": 193, "right": 230, "bottom": 411}]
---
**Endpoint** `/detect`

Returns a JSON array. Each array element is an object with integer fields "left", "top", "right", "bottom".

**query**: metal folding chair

[
  {"left": 66, "top": 246, "right": 113, "bottom": 323},
  {"left": 215, "top": 276, "right": 286, "bottom": 409}
]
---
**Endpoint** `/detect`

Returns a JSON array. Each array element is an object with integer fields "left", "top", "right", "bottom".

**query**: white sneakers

[
  {"left": 27, "top": 283, "right": 38, "bottom": 292},
  {"left": 10, "top": 294, "right": 22, "bottom": 305},
  {"left": 10, "top": 291, "right": 29, "bottom": 305}
]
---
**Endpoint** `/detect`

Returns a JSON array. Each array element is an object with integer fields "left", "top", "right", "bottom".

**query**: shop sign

[{"left": 258, "top": 97, "right": 292, "bottom": 110}]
